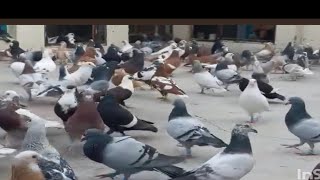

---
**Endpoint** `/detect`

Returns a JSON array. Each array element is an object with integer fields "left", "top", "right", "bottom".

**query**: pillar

[
  {"left": 106, "top": 25, "right": 129, "bottom": 47},
  {"left": 172, "top": 25, "right": 192, "bottom": 40},
  {"left": 16, "top": 25, "right": 45, "bottom": 50}
]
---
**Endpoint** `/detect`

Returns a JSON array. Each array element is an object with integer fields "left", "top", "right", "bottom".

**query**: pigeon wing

[{"left": 290, "top": 118, "right": 320, "bottom": 141}]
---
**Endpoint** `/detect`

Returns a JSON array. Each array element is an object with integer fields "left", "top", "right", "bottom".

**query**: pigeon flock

[{"left": 0, "top": 35, "right": 319, "bottom": 180}]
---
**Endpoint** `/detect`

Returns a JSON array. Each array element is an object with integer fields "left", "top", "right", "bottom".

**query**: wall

[
  {"left": 106, "top": 25, "right": 129, "bottom": 47},
  {"left": 302, "top": 25, "right": 320, "bottom": 48},
  {"left": 274, "top": 25, "right": 297, "bottom": 49},
  {"left": 15, "top": 25, "right": 45, "bottom": 50},
  {"left": 172, "top": 25, "right": 192, "bottom": 40}
]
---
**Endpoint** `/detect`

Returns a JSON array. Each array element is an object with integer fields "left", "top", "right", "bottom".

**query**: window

[
  {"left": 129, "top": 25, "right": 173, "bottom": 43},
  {"left": 0, "top": 25, "right": 7, "bottom": 32},
  {"left": 45, "top": 25, "right": 106, "bottom": 45},
  {"left": 192, "top": 25, "right": 276, "bottom": 42}
]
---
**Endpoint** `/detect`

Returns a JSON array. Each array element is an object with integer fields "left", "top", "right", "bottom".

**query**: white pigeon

[
  {"left": 33, "top": 48, "right": 57, "bottom": 74},
  {"left": 283, "top": 63, "right": 313, "bottom": 81},
  {"left": 62, "top": 61, "right": 96, "bottom": 86},
  {"left": 10, "top": 61, "right": 25, "bottom": 78},
  {"left": 171, "top": 124, "right": 257, "bottom": 180},
  {"left": 192, "top": 60, "right": 227, "bottom": 94},
  {"left": 239, "top": 79, "right": 269, "bottom": 123},
  {"left": 151, "top": 42, "right": 177, "bottom": 56},
  {"left": 120, "top": 40, "right": 133, "bottom": 53}
]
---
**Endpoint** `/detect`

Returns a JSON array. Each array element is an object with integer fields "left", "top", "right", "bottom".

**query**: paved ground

[{"left": 0, "top": 61, "right": 319, "bottom": 180}]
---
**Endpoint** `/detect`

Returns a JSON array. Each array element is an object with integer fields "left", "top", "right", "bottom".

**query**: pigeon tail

[
  {"left": 128, "top": 119, "right": 158, "bottom": 132},
  {"left": 154, "top": 165, "right": 187, "bottom": 178}
]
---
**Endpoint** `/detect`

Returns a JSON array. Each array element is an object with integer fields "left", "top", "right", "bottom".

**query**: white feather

[
  {"left": 239, "top": 79, "right": 269, "bottom": 116},
  {"left": 193, "top": 71, "right": 227, "bottom": 91}
]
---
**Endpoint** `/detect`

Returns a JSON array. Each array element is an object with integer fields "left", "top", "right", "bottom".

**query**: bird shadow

[{"left": 268, "top": 101, "right": 286, "bottom": 105}]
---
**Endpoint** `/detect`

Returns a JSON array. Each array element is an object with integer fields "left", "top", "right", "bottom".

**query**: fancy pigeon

[
  {"left": 192, "top": 60, "right": 227, "bottom": 94},
  {"left": 239, "top": 79, "right": 269, "bottom": 123},
  {"left": 21, "top": 121, "right": 77, "bottom": 179},
  {"left": 170, "top": 124, "right": 257, "bottom": 180},
  {"left": 167, "top": 98, "right": 227, "bottom": 157},
  {"left": 212, "top": 61, "right": 242, "bottom": 90},
  {"left": 11, "top": 150, "right": 76, "bottom": 180},
  {"left": 97, "top": 94, "right": 158, "bottom": 135},
  {"left": 81, "top": 129, "right": 185, "bottom": 180},
  {"left": 282, "top": 97, "right": 320, "bottom": 155}
]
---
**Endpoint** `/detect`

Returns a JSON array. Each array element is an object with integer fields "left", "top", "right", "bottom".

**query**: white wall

[
  {"left": 173, "top": 25, "right": 192, "bottom": 40},
  {"left": 106, "top": 25, "right": 129, "bottom": 47},
  {"left": 274, "top": 25, "right": 297, "bottom": 49},
  {"left": 302, "top": 25, "right": 320, "bottom": 48},
  {"left": 15, "top": 25, "right": 45, "bottom": 50}
]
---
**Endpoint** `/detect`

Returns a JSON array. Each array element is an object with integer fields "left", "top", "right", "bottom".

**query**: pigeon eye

[{"left": 32, "top": 155, "right": 37, "bottom": 159}]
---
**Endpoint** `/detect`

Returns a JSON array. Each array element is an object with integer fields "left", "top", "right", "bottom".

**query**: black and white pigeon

[
  {"left": 81, "top": 129, "right": 185, "bottom": 180},
  {"left": 211, "top": 61, "right": 242, "bottom": 90},
  {"left": 106, "top": 74, "right": 134, "bottom": 107},
  {"left": 167, "top": 99, "right": 228, "bottom": 157},
  {"left": 282, "top": 97, "right": 320, "bottom": 155},
  {"left": 238, "top": 77, "right": 286, "bottom": 101},
  {"left": 21, "top": 121, "right": 77, "bottom": 179},
  {"left": 53, "top": 86, "right": 82, "bottom": 124},
  {"left": 170, "top": 124, "right": 257, "bottom": 180},
  {"left": 97, "top": 94, "right": 158, "bottom": 135},
  {"left": 12, "top": 150, "right": 75, "bottom": 180},
  {"left": 252, "top": 58, "right": 269, "bottom": 84}
]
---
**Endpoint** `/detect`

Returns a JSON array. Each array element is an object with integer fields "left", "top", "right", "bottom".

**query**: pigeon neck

[
  {"left": 224, "top": 133, "right": 252, "bottom": 154},
  {"left": 285, "top": 104, "right": 312, "bottom": 127},
  {"left": 168, "top": 106, "right": 191, "bottom": 121},
  {"left": 83, "top": 135, "right": 112, "bottom": 163}
]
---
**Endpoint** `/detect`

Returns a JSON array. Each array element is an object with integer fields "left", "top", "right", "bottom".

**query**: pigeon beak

[
  {"left": 80, "top": 135, "right": 86, "bottom": 142},
  {"left": 285, "top": 100, "right": 291, "bottom": 105},
  {"left": 128, "top": 76, "right": 134, "bottom": 80}
]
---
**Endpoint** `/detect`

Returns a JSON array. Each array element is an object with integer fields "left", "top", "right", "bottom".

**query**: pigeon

[
  {"left": 83, "top": 80, "right": 109, "bottom": 96},
  {"left": 120, "top": 40, "right": 133, "bottom": 53},
  {"left": 102, "top": 44, "right": 122, "bottom": 63},
  {"left": 21, "top": 121, "right": 77, "bottom": 179},
  {"left": 11, "top": 150, "right": 76, "bottom": 180},
  {"left": 238, "top": 78, "right": 286, "bottom": 101},
  {"left": 192, "top": 60, "right": 227, "bottom": 94},
  {"left": 97, "top": 94, "right": 158, "bottom": 135},
  {"left": 281, "top": 42, "right": 295, "bottom": 60},
  {"left": 240, "top": 50, "right": 254, "bottom": 70},
  {"left": 33, "top": 49, "right": 57, "bottom": 74},
  {"left": 105, "top": 75, "right": 134, "bottom": 107},
  {"left": 88, "top": 60, "right": 119, "bottom": 83},
  {"left": 64, "top": 96, "right": 105, "bottom": 151},
  {"left": 53, "top": 86, "right": 82, "bottom": 123},
  {"left": 252, "top": 58, "right": 269, "bottom": 84},
  {"left": 212, "top": 61, "right": 242, "bottom": 90},
  {"left": 56, "top": 41, "right": 70, "bottom": 65},
  {"left": 170, "top": 124, "right": 257, "bottom": 180},
  {"left": 282, "top": 63, "right": 313, "bottom": 81},
  {"left": 62, "top": 61, "right": 97, "bottom": 86},
  {"left": 282, "top": 97, "right": 320, "bottom": 155},
  {"left": 211, "top": 38, "right": 224, "bottom": 54},
  {"left": 81, "top": 129, "right": 185, "bottom": 180},
  {"left": 118, "top": 49, "right": 145, "bottom": 75},
  {"left": 8, "top": 40, "right": 25, "bottom": 59},
  {"left": 255, "top": 42, "right": 274, "bottom": 61},
  {"left": 1, "top": 90, "right": 28, "bottom": 107},
  {"left": 70, "top": 43, "right": 85, "bottom": 64},
  {"left": 151, "top": 75, "right": 187, "bottom": 100},
  {"left": 239, "top": 79, "right": 270, "bottom": 123},
  {"left": 167, "top": 99, "right": 227, "bottom": 157}
]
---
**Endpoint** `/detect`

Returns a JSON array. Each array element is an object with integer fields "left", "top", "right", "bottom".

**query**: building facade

[{"left": 1, "top": 25, "right": 320, "bottom": 51}]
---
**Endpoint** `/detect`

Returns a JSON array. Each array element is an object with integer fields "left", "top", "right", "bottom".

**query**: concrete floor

[{"left": 0, "top": 61, "right": 319, "bottom": 180}]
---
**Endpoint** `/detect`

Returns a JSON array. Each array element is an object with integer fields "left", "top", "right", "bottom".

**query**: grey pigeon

[
  {"left": 167, "top": 99, "right": 227, "bottom": 157},
  {"left": 282, "top": 97, "right": 320, "bottom": 155},
  {"left": 170, "top": 124, "right": 257, "bottom": 180},
  {"left": 21, "top": 121, "right": 77, "bottom": 179},
  {"left": 81, "top": 129, "right": 185, "bottom": 180},
  {"left": 83, "top": 80, "right": 109, "bottom": 95},
  {"left": 212, "top": 61, "right": 242, "bottom": 90}
]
